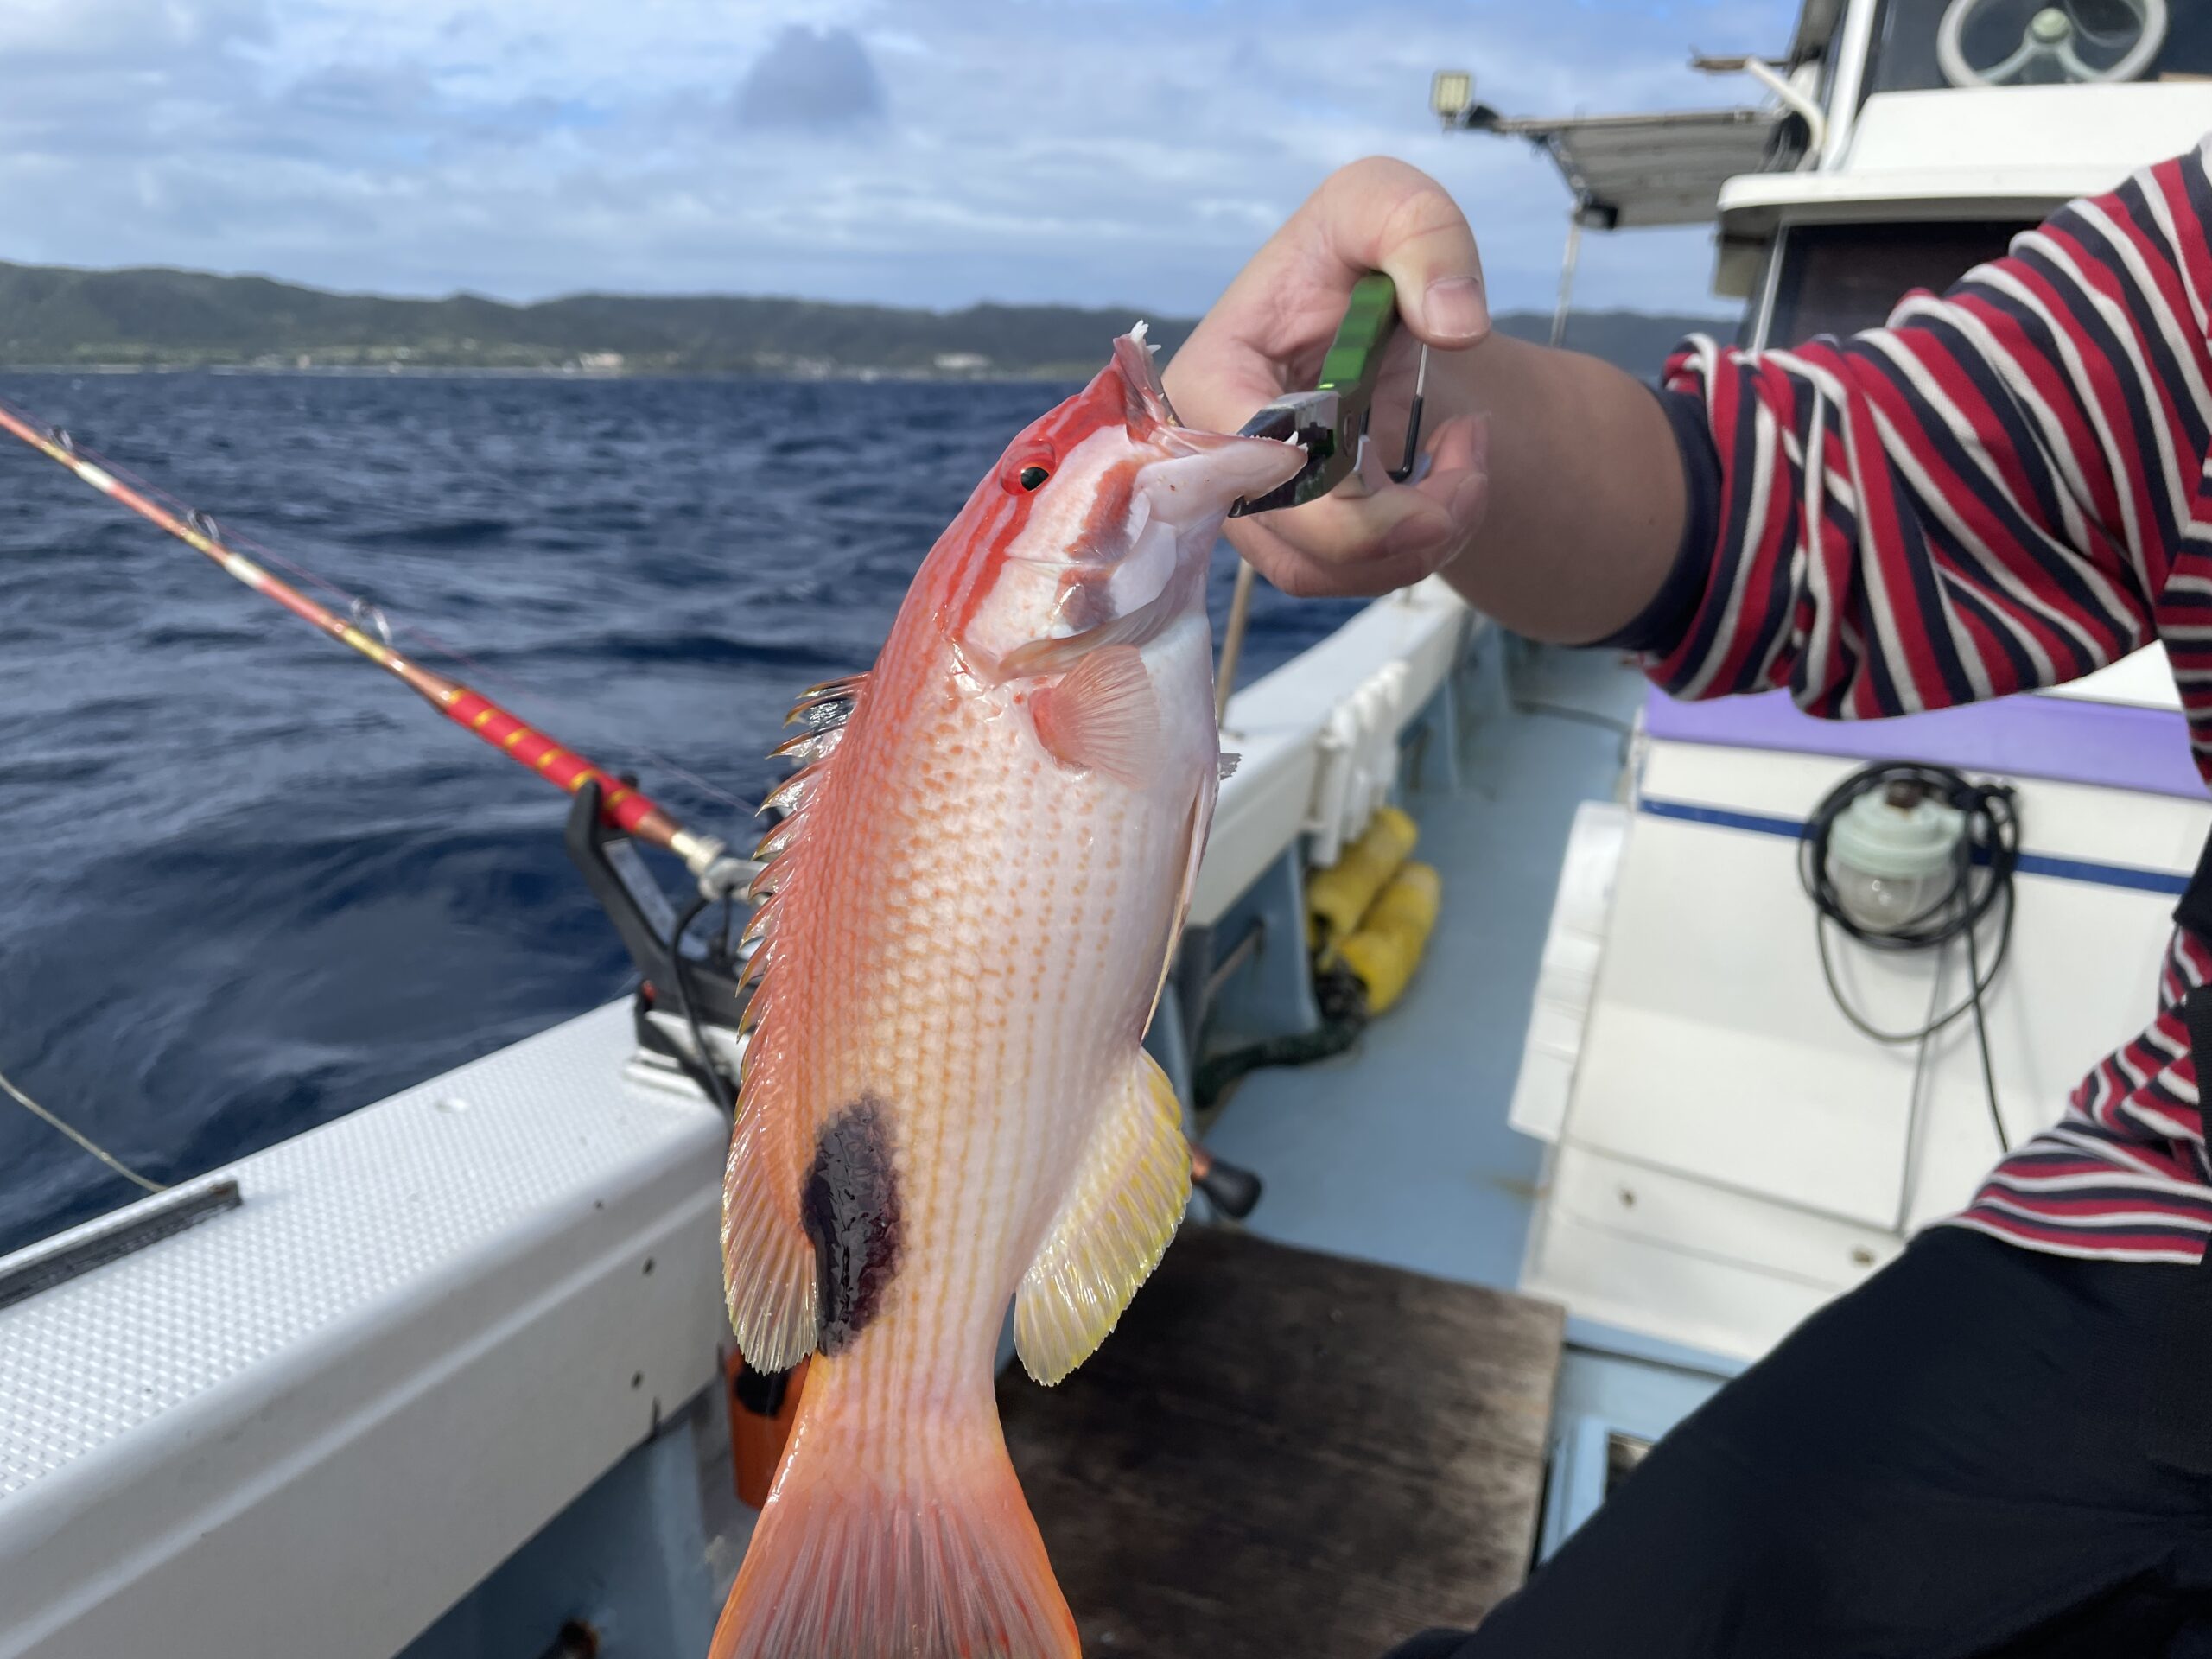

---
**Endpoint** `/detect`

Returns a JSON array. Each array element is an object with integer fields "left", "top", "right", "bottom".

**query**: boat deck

[
  {"left": 999, "top": 1224, "right": 1564, "bottom": 1658},
  {"left": 1205, "top": 637, "right": 1736, "bottom": 1559},
  {"left": 1207, "top": 639, "right": 1642, "bottom": 1293}
]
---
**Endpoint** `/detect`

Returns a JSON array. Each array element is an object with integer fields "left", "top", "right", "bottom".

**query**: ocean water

[{"left": 0, "top": 372, "right": 1363, "bottom": 1255}]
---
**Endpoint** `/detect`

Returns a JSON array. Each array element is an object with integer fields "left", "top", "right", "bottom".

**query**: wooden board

[{"left": 998, "top": 1224, "right": 1565, "bottom": 1658}]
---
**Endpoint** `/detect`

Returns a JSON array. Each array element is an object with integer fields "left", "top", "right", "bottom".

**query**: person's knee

[{"left": 1463, "top": 1440, "right": 1809, "bottom": 1656}]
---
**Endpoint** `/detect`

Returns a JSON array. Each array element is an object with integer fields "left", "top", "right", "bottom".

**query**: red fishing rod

[
  {"left": 0, "top": 394, "right": 747, "bottom": 896},
  {"left": 0, "top": 389, "right": 1273, "bottom": 1204}
]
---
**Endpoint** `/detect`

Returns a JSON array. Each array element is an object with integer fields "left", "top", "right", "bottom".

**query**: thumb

[{"left": 1308, "top": 156, "right": 1491, "bottom": 348}]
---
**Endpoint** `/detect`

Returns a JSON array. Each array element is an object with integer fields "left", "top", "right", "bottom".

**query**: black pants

[{"left": 1389, "top": 1226, "right": 2212, "bottom": 1657}]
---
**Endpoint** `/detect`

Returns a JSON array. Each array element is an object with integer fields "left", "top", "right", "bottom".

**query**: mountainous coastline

[{"left": 0, "top": 259, "right": 1730, "bottom": 378}]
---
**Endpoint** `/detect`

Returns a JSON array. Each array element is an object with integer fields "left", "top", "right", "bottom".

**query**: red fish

[{"left": 709, "top": 327, "right": 1302, "bottom": 1658}]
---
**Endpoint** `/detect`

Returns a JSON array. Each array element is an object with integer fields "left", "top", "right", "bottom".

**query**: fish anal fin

[
  {"left": 721, "top": 1049, "right": 819, "bottom": 1372},
  {"left": 1218, "top": 749, "right": 1241, "bottom": 780},
  {"left": 1030, "top": 644, "right": 1158, "bottom": 789},
  {"left": 1014, "top": 1047, "right": 1191, "bottom": 1385}
]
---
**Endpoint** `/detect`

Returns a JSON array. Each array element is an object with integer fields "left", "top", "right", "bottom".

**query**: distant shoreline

[
  {"left": 0, "top": 361, "right": 1088, "bottom": 382},
  {"left": 0, "top": 256, "right": 1732, "bottom": 384}
]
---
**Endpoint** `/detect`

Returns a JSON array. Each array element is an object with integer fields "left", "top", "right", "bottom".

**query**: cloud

[
  {"left": 0, "top": 0, "right": 1797, "bottom": 318},
  {"left": 734, "top": 23, "right": 887, "bottom": 130}
]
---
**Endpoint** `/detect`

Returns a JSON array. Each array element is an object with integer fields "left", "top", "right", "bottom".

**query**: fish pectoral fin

[
  {"left": 722, "top": 1095, "right": 821, "bottom": 1372},
  {"left": 1014, "top": 1047, "right": 1191, "bottom": 1385},
  {"left": 1029, "top": 643, "right": 1159, "bottom": 789}
]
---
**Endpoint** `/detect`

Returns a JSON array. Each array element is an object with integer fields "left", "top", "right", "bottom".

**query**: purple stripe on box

[{"left": 1643, "top": 688, "right": 2204, "bottom": 800}]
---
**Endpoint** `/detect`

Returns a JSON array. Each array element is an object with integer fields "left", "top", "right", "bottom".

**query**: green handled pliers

[{"left": 1227, "top": 271, "right": 1431, "bottom": 518}]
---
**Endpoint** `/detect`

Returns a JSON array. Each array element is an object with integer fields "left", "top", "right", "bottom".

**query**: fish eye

[{"left": 1001, "top": 445, "right": 1056, "bottom": 495}]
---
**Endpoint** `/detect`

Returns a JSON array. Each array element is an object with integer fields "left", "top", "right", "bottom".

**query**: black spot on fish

[{"left": 802, "top": 1096, "right": 902, "bottom": 1354}]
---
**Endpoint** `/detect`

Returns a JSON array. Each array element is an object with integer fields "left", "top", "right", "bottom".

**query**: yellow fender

[
  {"left": 1336, "top": 861, "right": 1442, "bottom": 1015},
  {"left": 1306, "top": 804, "right": 1418, "bottom": 947}
]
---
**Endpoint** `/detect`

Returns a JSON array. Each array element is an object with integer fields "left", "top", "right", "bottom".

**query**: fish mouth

[
  {"left": 1106, "top": 325, "right": 1304, "bottom": 522},
  {"left": 1136, "top": 428, "right": 1305, "bottom": 525}
]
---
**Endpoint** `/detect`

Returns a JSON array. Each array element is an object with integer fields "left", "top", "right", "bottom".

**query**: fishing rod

[
  {"left": 0, "top": 391, "right": 1279, "bottom": 1210},
  {"left": 0, "top": 394, "right": 750, "bottom": 898}
]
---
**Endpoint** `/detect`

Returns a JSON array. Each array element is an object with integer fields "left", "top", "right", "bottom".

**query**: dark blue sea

[{"left": 0, "top": 372, "right": 1362, "bottom": 1255}]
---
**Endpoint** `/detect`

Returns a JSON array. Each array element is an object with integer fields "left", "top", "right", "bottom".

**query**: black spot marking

[{"left": 802, "top": 1096, "right": 903, "bottom": 1354}]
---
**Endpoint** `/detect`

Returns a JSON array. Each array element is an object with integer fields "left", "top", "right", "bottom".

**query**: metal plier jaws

[{"left": 1227, "top": 270, "right": 1428, "bottom": 518}]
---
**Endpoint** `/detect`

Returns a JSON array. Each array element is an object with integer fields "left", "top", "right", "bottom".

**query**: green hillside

[{"left": 0, "top": 258, "right": 1730, "bottom": 378}]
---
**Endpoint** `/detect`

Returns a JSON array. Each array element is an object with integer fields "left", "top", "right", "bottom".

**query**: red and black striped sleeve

[{"left": 1624, "top": 143, "right": 2212, "bottom": 717}]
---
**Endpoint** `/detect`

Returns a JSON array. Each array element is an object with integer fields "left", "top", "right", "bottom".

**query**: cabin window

[
  {"left": 1762, "top": 219, "right": 2037, "bottom": 346},
  {"left": 1866, "top": 0, "right": 2212, "bottom": 93}
]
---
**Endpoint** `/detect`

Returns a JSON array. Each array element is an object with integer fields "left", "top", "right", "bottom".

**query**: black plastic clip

[{"left": 565, "top": 779, "right": 746, "bottom": 1106}]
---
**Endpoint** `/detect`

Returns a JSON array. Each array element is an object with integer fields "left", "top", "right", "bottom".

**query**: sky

[{"left": 0, "top": 0, "right": 1798, "bottom": 319}]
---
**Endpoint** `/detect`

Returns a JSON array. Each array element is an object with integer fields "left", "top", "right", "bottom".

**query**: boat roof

[{"left": 1478, "top": 106, "right": 1782, "bottom": 229}]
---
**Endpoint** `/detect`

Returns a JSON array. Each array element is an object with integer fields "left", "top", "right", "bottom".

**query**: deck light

[
  {"left": 1431, "top": 71, "right": 1474, "bottom": 125},
  {"left": 1825, "top": 781, "right": 1964, "bottom": 936}
]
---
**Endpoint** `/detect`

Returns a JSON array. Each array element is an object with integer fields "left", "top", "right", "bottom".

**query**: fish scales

[{"left": 712, "top": 327, "right": 1303, "bottom": 1659}]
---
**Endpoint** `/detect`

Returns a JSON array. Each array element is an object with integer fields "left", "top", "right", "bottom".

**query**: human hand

[{"left": 1164, "top": 156, "right": 1493, "bottom": 598}]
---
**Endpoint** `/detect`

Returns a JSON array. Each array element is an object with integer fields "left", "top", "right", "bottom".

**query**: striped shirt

[{"left": 1643, "top": 137, "right": 2212, "bottom": 1264}]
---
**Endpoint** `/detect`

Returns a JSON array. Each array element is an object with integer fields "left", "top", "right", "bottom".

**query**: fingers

[
  {"left": 1307, "top": 158, "right": 1491, "bottom": 348},
  {"left": 1166, "top": 157, "right": 1486, "bottom": 437},
  {"left": 1163, "top": 313, "right": 1289, "bottom": 441},
  {"left": 1166, "top": 154, "right": 1494, "bottom": 601},
  {"left": 1226, "top": 413, "right": 1491, "bottom": 599}
]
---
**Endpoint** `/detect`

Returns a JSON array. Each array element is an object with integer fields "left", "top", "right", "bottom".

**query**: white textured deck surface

[{"left": 0, "top": 1001, "right": 729, "bottom": 1659}]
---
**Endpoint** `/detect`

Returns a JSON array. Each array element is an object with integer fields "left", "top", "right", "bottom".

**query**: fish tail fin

[{"left": 709, "top": 1366, "right": 1078, "bottom": 1659}]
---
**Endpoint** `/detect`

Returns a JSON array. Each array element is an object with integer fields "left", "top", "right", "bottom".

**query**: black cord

[
  {"left": 1193, "top": 959, "right": 1370, "bottom": 1109},
  {"left": 1964, "top": 921, "right": 2008, "bottom": 1154},
  {"left": 666, "top": 892, "right": 737, "bottom": 1115},
  {"left": 1798, "top": 762, "right": 2019, "bottom": 1152}
]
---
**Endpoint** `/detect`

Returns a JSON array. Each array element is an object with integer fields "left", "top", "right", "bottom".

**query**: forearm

[
  {"left": 1176, "top": 148, "right": 2204, "bottom": 727},
  {"left": 1429, "top": 335, "right": 1688, "bottom": 645}
]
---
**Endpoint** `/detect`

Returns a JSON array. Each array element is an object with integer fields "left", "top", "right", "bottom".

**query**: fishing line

[
  {"left": 2, "top": 397, "right": 754, "bottom": 817},
  {"left": 666, "top": 893, "right": 738, "bottom": 1115},
  {"left": 0, "top": 1059, "right": 168, "bottom": 1195},
  {"left": 178, "top": 486, "right": 753, "bottom": 812},
  {"left": 0, "top": 393, "right": 754, "bottom": 897}
]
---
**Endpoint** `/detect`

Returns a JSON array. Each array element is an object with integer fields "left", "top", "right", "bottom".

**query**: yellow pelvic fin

[{"left": 1014, "top": 1047, "right": 1191, "bottom": 1385}]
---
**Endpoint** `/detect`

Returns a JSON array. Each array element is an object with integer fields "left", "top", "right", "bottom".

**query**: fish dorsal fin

[
  {"left": 1014, "top": 1046, "right": 1190, "bottom": 1385},
  {"left": 721, "top": 668, "right": 871, "bottom": 1371}
]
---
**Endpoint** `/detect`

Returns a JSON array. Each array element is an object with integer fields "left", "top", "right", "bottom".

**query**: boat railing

[{"left": 0, "top": 575, "right": 1484, "bottom": 1659}]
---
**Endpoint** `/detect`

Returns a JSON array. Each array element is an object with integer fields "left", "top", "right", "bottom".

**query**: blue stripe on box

[{"left": 1636, "top": 798, "right": 2189, "bottom": 897}]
